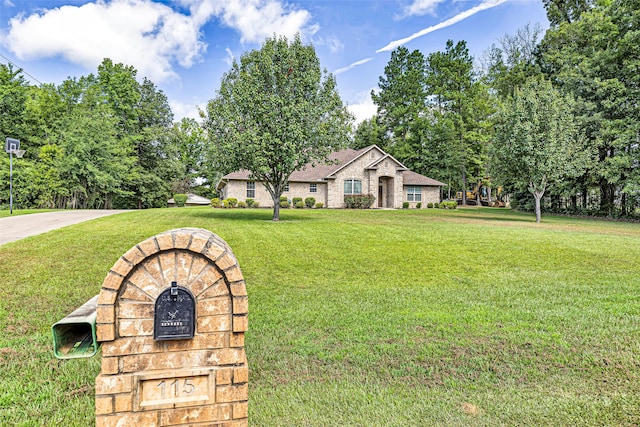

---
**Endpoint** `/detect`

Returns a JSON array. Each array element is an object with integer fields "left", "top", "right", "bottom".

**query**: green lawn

[{"left": 0, "top": 207, "right": 638, "bottom": 426}]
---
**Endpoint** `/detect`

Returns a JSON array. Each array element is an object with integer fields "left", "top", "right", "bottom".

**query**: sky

[{"left": 0, "top": 0, "right": 549, "bottom": 124}]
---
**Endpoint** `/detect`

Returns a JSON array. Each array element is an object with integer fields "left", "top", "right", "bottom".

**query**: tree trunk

[
  {"left": 533, "top": 190, "right": 544, "bottom": 223},
  {"left": 272, "top": 195, "right": 280, "bottom": 221},
  {"left": 461, "top": 169, "right": 467, "bottom": 205},
  {"left": 529, "top": 179, "right": 546, "bottom": 223}
]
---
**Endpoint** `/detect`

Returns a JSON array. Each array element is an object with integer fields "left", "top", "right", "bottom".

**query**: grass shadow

[{"left": 186, "top": 208, "right": 319, "bottom": 222}]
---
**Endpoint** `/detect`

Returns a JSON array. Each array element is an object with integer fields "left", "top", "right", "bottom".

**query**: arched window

[{"left": 344, "top": 179, "right": 362, "bottom": 195}]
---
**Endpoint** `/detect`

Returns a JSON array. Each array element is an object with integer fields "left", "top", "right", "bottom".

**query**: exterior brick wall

[
  {"left": 404, "top": 186, "right": 441, "bottom": 208},
  {"left": 223, "top": 180, "right": 328, "bottom": 208},
  {"left": 218, "top": 147, "right": 444, "bottom": 209},
  {"left": 95, "top": 228, "right": 248, "bottom": 427},
  {"left": 282, "top": 182, "right": 327, "bottom": 207}
]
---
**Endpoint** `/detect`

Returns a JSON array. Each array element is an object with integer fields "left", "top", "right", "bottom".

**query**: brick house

[{"left": 216, "top": 145, "right": 445, "bottom": 209}]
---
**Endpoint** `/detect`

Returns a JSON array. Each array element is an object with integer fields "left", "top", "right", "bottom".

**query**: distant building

[
  {"left": 167, "top": 193, "right": 211, "bottom": 207},
  {"left": 217, "top": 145, "right": 445, "bottom": 209}
]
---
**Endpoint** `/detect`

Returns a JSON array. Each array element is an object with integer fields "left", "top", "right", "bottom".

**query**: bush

[
  {"left": 427, "top": 202, "right": 433, "bottom": 209},
  {"left": 245, "top": 198, "right": 255, "bottom": 208},
  {"left": 279, "top": 195, "right": 290, "bottom": 209},
  {"left": 173, "top": 194, "right": 188, "bottom": 207},
  {"left": 292, "top": 197, "right": 303, "bottom": 206},
  {"left": 252, "top": 201, "right": 259, "bottom": 208},
  {"left": 237, "top": 201, "right": 247, "bottom": 208},
  {"left": 315, "top": 202, "right": 324, "bottom": 208},
  {"left": 294, "top": 201, "right": 304, "bottom": 209},
  {"left": 403, "top": 202, "right": 410, "bottom": 209},
  {"left": 223, "top": 199, "right": 233, "bottom": 208},
  {"left": 211, "top": 198, "right": 222, "bottom": 208},
  {"left": 226, "top": 198, "right": 238, "bottom": 208},
  {"left": 305, "top": 197, "right": 316, "bottom": 208},
  {"left": 438, "top": 201, "right": 457, "bottom": 209},
  {"left": 416, "top": 202, "right": 422, "bottom": 209},
  {"left": 344, "top": 194, "right": 376, "bottom": 209}
]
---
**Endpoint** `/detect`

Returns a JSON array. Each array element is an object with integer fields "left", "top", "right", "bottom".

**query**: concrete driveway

[{"left": 0, "top": 210, "right": 129, "bottom": 246}]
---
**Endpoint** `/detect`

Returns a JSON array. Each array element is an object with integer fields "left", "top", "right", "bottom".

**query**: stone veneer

[{"left": 95, "top": 228, "right": 248, "bottom": 427}]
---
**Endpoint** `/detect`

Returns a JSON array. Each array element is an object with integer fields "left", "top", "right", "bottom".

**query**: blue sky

[{"left": 0, "top": 0, "right": 548, "bottom": 123}]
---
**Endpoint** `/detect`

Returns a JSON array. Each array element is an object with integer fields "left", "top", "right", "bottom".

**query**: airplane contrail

[{"left": 376, "top": 0, "right": 509, "bottom": 53}]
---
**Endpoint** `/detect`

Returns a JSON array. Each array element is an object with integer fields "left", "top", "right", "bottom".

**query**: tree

[
  {"left": 351, "top": 115, "right": 388, "bottom": 150},
  {"left": 482, "top": 23, "right": 543, "bottom": 100},
  {"left": 204, "top": 34, "right": 352, "bottom": 220},
  {"left": 371, "top": 47, "right": 427, "bottom": 150},
  {"left": 543, "top": 0, "right": 595, "bottom": 26},
  {"left": 0, "top": 64, "right": 29, "bottom": 142},
  {"left": 97, "top": 60, "right": 175, "bottom": 208},
  {"left": 538, "top": 0, "right": 640, "bottom": 215},
  {"left": 169, "top": 117, "right": 208, "bottom": 194},
  {"left": 426, "top": 40, "right": 493, "bottom": 204},
  {"left": 492, "top": 78, "right": 586, "bottom": 222}
]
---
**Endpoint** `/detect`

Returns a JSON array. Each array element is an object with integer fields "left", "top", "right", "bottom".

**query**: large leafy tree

[
  {"left": 483, "top": 23, "right": 543, "bottom": 100},
  {"left": 97, "top": 60, "right": 175, "bottom": 208},
  {"left": 204, "top": 34, "right": 353, "bottom": 220},
  {"left": 0, "top": 64, "right": 30, "bottom": 208},
  {"left": 426, "top": 40, "right": 494, "bottom": 204},
  {"left": 168, "top": 117, "right": 208, "bottom": 194},
  {"left": 372, "top": 46, "right": 427, "bottom": 151},
  {"left": 539, "top": 0, "right": 640, "bottom": 215},
  {"left": 543, "top": 0, "right": 595, "bottom": 26},
  {"left": 57, "top": 74, "right": 134, "bottom": 209},
  {"left": 492, "top": 78, "right": 586, "bottom": 222},
  {"left": 372, "top": 42, "right": 494, "bottom": 202},
  {"left": 351, "top": 115, "right": 388, "bottom": 151}
]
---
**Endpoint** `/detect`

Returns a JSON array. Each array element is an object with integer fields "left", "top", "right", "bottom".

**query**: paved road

[{"left": 0, "top": 210, "right": 129, "bottom": 246}]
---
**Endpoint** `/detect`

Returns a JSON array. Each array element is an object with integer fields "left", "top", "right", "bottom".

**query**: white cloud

[
  {"left": 347, "top": 89, "right": 377, "bottom": 125},
  {"left": 204, "top": 0, "right": 316, "bottom": 44},
  {"left": 224, "top": 47, "right": 236, "bottom": 66},
  {"left": 315, "top": 35, "right": 344, "bottom": 54},
  {"left": 170, "top": 99, "right": 206, "bottom": 121},
  {"left": 3, "top": 0, "right": 205, "bottom": 82},
  {"left": 1, "top": 0, "right": 316, "bottom": 83},
  {"left": 378, "top": 0, "right": 509, "bottom": 53},
  {"left": 334, "top": 57, "right": 373, "bottom": 75},
  {"left": 401, "top": 0, "right": 446, "bottom": 17}
]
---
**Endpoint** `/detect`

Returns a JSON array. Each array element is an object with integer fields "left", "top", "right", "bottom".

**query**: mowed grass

[{"left": 0, "top": 207, "right": 638, "bottom": 426}]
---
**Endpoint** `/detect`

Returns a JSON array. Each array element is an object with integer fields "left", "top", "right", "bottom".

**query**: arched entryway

[{"left": 378, "top": 176, "right": 394, "bottom": 208}]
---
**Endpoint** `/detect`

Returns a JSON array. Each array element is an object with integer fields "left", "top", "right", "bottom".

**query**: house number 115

[{"left": 157, "top": 378, "right": 195, "bottom": 399}]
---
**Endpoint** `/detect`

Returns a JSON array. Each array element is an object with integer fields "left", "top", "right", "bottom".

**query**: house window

[
  {"left": 283, "top": 183, "right": 290, "bottom": 192},
  {"left": 344, "top": 179, "right": 362, "bottom": 195},
  {"left": 310, "top": 183, "right": 317, "bottom": 193},
  {"left": 246, "top": 181, "right": 255, "bottom": 198},
  {"left": 407, "top": 186, "right": 422, "bottom": 202}
]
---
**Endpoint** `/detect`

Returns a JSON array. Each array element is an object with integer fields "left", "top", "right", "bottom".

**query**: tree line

[
  {"left": 356, "top": 0, "right": 639, "bottom": 220},
  {"left": 1, "top": 0, "right": 638, "bottom": 219},
  {"left": 0, "top": 59, "right": 210, "bottom": 209}
]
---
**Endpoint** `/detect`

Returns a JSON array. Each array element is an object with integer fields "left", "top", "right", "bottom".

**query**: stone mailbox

[{"left": 94, "top": 228, "right": 248, "bottom": 426}]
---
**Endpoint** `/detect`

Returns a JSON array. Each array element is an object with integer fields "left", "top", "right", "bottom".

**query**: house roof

[
  {"left": 167, "top": 193, "right": 211, "bottom": 205},
  {"left": 218, "top": 145, "right": 445, "bottom": 187},
  {"left": 364, "top": 153, "right": 408, "bottom": 172},
  {"left": 219, "top": 146, "right": 370, "bottom": 185},
  {"left": 402, "top": 170, "right": 446, "bottom": 187}
]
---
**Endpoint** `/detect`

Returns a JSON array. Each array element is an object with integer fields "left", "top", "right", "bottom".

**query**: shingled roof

[
  {"left": 402, "top": 170, "right": 446, "bottom": 187},
  {"left": 219, "top": 145, "right": 445, "bottom": 187}
]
